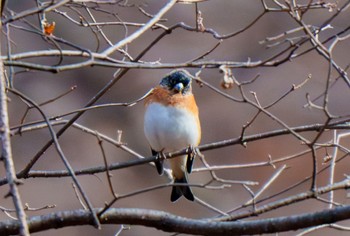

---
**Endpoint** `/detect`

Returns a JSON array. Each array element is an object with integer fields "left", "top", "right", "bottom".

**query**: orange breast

[
  {"left": 145, "top": 86, "right": 199, "bottom": 115},
  {"left": 145, "top": 86, "right": 201, "bottom": 144}
]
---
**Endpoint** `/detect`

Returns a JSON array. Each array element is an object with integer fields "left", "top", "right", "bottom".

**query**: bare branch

[
  {"left": 8, "top": 88, "right": 101, "bottom": 229},
  {"left": 1, "top": 1, "right": 350, "bottom": 234},
  {"left": 3, "top": 203, "right": 350, "bottom": 235},
  {"left": 0, "top": 23, "right": 29, "bottom": 236},
  {"left": 101, "top": 0, "right": 177, "bottom": 56}
]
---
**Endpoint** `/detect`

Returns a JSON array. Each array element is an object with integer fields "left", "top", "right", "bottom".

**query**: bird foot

[{"left": 186, "top": 145, "right": 199, "bottom": 173}]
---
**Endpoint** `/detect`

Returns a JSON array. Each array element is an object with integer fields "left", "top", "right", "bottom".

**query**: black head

[{"left": 159, "top": 69, "right": 193, "bottom": 94}]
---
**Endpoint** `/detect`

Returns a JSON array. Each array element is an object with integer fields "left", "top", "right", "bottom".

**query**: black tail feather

[{"left": 171, "top": 176, "right": 194, "bottom": 202}]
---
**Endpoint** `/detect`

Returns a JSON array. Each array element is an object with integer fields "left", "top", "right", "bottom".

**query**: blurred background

[{"left": 1, "top": 0, "right": 350, "bottom": 235}]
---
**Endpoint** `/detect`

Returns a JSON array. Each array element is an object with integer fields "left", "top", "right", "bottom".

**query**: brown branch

[
  {"left": 96, "top": 132, "right": 117, "bottom": 197},
  {"left": 101, "top": 0, "right": 177, "bottom": 56},
  {"left": 217, "top": 177, "right": 350, "bottom": 221},
  {"left": 225, "top": 151, "right": 350, "bottom": 218},
  {"left": 8, "top": 88, "right": 101, "bottom": 229},
  {"left": 1, "top": 119, "right": 350, "bottom": 186},
  {"left": 0, "top": 20, "right": 29, "bottom": 236},
  {"left": 3, "top": 0, "right": 70, "bottom": 24},
  {"left": 2, "top": 203, "right": 350, "bottom": 235}
]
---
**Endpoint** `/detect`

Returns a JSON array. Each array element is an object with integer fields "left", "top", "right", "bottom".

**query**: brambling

[{"left": 144, "top": 69, "right": 201, "bottom": 202}]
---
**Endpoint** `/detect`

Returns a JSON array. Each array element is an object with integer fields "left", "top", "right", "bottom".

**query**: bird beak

[{"left": 174, "top": 83, "right": 184, "bottom": 93}]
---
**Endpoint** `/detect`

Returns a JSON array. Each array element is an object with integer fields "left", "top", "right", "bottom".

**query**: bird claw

[{"left": 152, "top": 149, "right": 165, "bottom": 176}]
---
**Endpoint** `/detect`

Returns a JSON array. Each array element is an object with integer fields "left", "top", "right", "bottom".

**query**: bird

[{"left": 144, "top": 69, "right": 201, "bottom": 202}]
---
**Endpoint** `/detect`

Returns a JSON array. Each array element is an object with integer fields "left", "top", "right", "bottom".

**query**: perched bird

[{"left": 144, "top": 69, "right": 201, "bottom": 202}]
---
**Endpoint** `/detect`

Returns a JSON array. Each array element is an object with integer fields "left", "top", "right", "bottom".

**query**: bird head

[{"left": 159, "top": 69, "right": 193, "bottom": 95}]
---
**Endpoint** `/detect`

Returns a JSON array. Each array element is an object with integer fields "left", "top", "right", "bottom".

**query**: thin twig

[
  {"left": 96, "top": 132, "right": 117, "bottom": 197},
  {"left": 8, "top": 88, "right": 101, "bottom": 229},
  {"left": 243, "top": 164, "right": 287, "bottom": 206},
  {"left": 101, "top": 0, "right": 178, "bottom": 56}
]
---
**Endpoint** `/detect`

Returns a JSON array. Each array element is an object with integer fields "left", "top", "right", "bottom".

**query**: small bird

[{"left": 144, "top": 69, "right": 201, "bottom": 202}]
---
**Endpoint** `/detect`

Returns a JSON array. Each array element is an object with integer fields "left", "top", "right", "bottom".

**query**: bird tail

[{"left": 170, "top": 176, "right": 194, "bottom": 202}]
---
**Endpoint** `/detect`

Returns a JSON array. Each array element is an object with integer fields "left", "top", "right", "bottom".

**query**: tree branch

[
  {"left": 2, "top": 204, "right": 350, "bottom": 235},
  {"left": 0, "top": 119, "right": 349, "bottom": 185},
  {"left": 101, "top": 0, "right": 178, "bottom": 56},
  {"left": 0, "top": 15, "right": 29, "bottom": 236}
]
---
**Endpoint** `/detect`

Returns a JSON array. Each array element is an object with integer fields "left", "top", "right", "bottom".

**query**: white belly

[{"left": 144, "top": 103, "right": 199, "bottom": 152}]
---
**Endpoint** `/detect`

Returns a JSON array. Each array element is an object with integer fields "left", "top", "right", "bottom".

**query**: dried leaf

[
  {"left": 219, "top": 65, "right": 235, "bottom": 89},
  {"left": 43, "top": 21, "right": 56, "bottom": 36}
]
